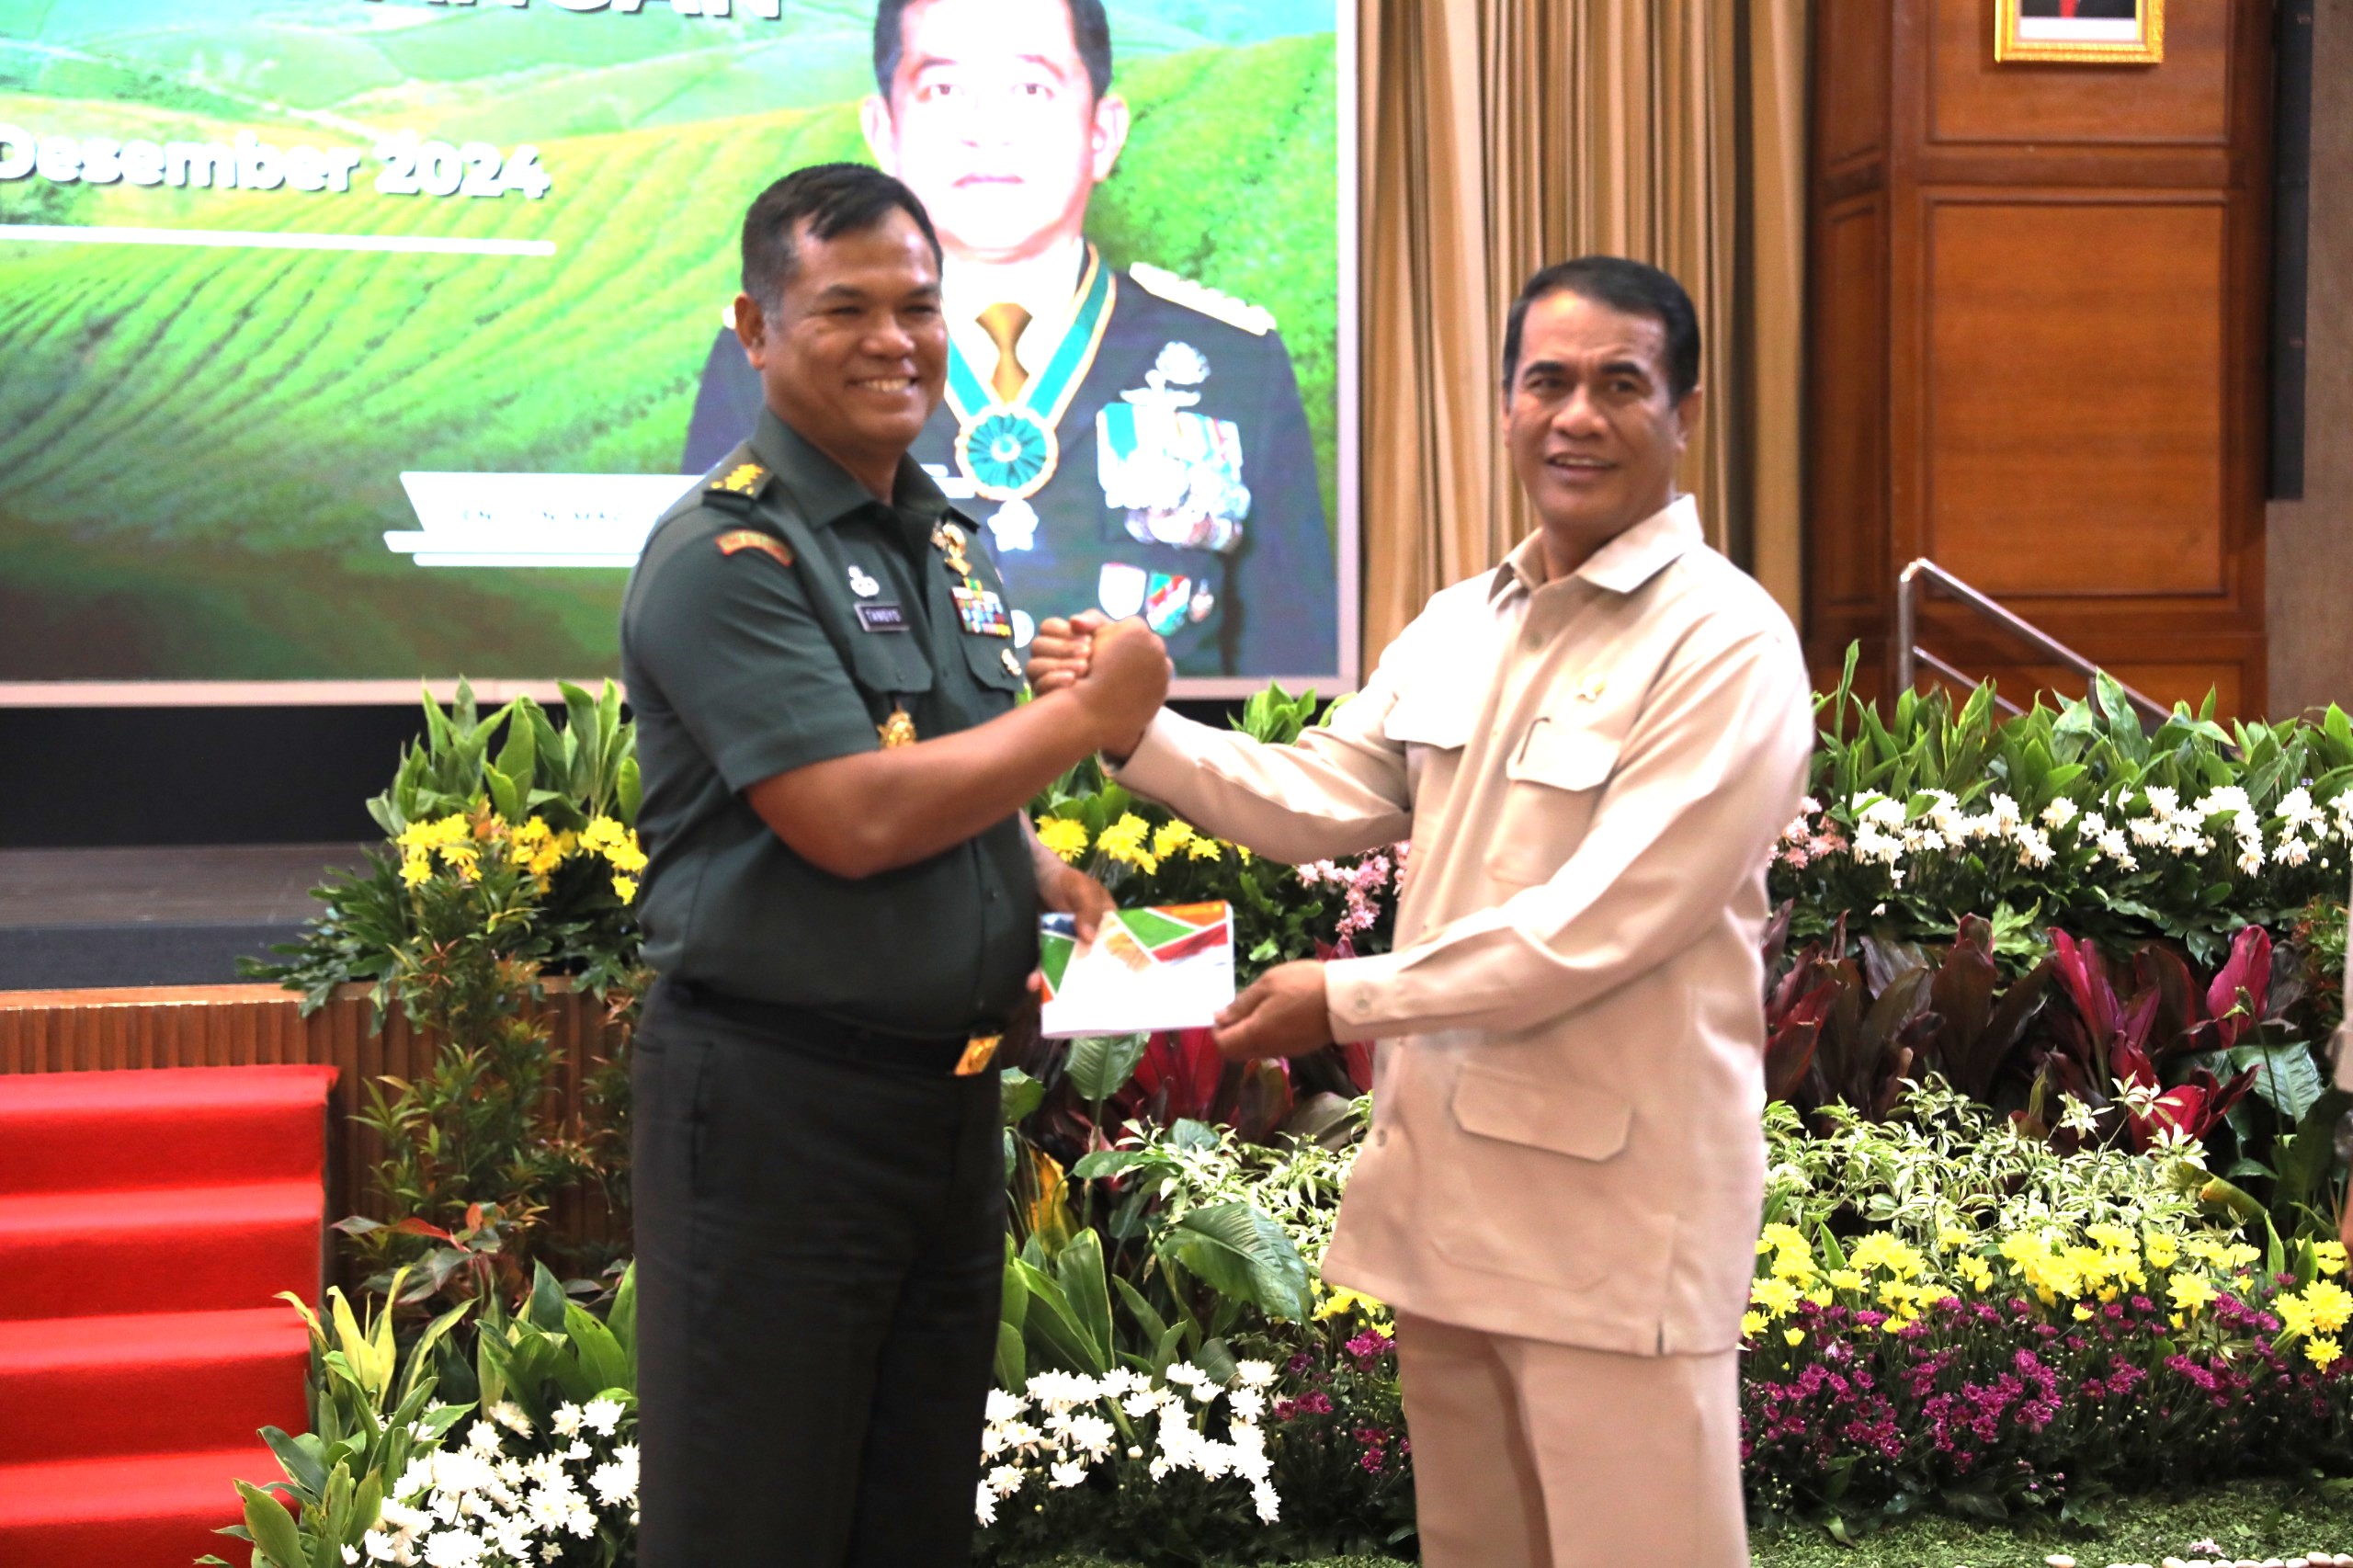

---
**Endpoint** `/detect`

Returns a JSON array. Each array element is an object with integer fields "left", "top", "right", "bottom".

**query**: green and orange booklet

[{"left": 1038, "top": 903, "right": 1236, "bottom": 1039}]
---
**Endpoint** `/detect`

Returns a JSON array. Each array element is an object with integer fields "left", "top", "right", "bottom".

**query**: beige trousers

[{"left": 1395, "top": 1312, "right": 1749, "bottom": 1568}]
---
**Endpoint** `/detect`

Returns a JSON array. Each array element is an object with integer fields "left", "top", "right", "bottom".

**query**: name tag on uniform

[{"left": 856, "top": 602, "right": 909, "bottom": 633}]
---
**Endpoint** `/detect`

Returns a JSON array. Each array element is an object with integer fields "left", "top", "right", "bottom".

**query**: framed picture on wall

[{"left": 1995, "top": 0, "right": 2165, "bottom": 64}]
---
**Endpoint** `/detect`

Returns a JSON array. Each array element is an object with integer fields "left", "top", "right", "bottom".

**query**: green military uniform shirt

[{"left": 620, "top": 408, "right": 1038, "bottom": 1037}]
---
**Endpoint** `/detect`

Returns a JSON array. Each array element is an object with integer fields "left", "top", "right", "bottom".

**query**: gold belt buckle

[{"left": 954, "top": 1033, "right": 1002, "bottom": 1076}]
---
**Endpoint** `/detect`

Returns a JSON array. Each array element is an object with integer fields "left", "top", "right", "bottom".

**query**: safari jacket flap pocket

[
  {"left": 1382, "top": 691, "right": 1473, "bottom": 751},
  {"left": 1450, "top": 1064, "right": 1632, "bottom": 1163},
  {"left": 1506, "top": 716, "right": 1620, "bottom": 792}
]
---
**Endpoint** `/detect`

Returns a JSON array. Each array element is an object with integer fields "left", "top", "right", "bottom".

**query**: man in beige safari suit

[{"left": 1029, "top": 256, "right": 1814, "bottom": 1565}]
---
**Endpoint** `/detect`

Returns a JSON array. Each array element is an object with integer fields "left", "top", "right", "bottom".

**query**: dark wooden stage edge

[{"left": 0, "top": 983, "right": 628, "bottom": 1269}]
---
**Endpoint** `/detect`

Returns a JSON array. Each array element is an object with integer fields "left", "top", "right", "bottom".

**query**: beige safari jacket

[{"left": 1111, "top": 497, "right": 1814, "bottom": 1355}]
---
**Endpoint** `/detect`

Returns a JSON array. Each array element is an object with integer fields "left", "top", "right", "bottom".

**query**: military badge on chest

[
  {"left": 935, "top": 520, "right": 1014, "bottom": 640},
  {"left": 1096, "top": 342, "right": 1251, "bottom": 554}
]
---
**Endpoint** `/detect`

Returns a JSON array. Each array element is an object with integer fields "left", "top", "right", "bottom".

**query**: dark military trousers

[{"left": 633, "top": 981, "right": 1006, "bottom": 1566}]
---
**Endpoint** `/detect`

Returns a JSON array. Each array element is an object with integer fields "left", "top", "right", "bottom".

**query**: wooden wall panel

[
  {"left": 1925, "top": 197, "right": 2228, "bottom": 597},
  {"left": 1822, "top": 0, "right": 1893, "bottom": 167},
  {"left": 1928, "top": 0, "right": 2235, "bottom": 147},
  {"left": 1813, "top": 198, "right": 1892, "bottom": 609},
  {"left": 1804, "top": 0, "right": 2272, "bottom": 718},
  {"left": 0, "top": 984, "right": 629, "bottom": 1282}
]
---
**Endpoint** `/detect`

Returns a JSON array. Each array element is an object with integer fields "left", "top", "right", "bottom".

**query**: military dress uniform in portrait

[
  {"left": 621, "top": 407, "right": 1035, "bottom": 1563},
  {"left": 685, "top": 252, "right": 1337, "bottom": 681}
]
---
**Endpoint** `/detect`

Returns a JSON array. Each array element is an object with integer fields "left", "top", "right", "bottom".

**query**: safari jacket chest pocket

[{"left": 1485, "top": 713, "right": 1624, "bottom": 886}]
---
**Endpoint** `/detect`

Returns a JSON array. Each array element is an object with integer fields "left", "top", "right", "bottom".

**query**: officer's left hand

[
  {"left": 1213, "top": 960, "right": 1335, "bottom": 1062},
  {"left": 1039, "top": 859, "right": 1116, "bottom": 943}
]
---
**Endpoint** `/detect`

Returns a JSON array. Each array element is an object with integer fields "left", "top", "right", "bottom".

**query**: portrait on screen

[
  {"left": 684, "top": 0, "right": 1340, "bottom": 684},
  {"left": 0, "top": 0, "right": 1348, "bottom": 693},
  {"left": 1998, "top": 0, "right": 2164, "bottom": 63}
]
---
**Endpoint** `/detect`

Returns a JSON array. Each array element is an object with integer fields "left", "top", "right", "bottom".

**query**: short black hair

[
  {"left": 740, "top": 162, "right": 943, "bottom": 311},
  {"left": 871, "top": 0, "right": 1114, "bottom": 103},
  {"left": 1500, "top": 256, "right": 1701, "bottom": 402}
]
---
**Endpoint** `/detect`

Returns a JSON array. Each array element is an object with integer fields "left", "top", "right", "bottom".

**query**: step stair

[{"left": 0, "top": 1065, "right": 335, "bottom": 1568}]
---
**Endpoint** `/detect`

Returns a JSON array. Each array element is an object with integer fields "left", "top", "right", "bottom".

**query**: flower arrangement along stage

[{"left": 225, "top": 660, "right": 2353, "bottom": 1562}]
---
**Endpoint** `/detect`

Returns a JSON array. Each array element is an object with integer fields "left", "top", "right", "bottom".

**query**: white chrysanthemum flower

[
  {"left": 974, "top": 1481, "right": 998, "bottom": 1527},
  {"left": 986, "top": 1463, "right": 1026, "bottom": 1498},
  {"left": 1163, "top": 1361, "right": 1208, "bottom": 1388},
  {"left": 421, "top": 1529, "right": 486, "bottom": 1568},
  {"left": 1048, "top": 1459, "right": 1088, "bottom": 1489},
  {"left": 550, "top": 1404, "right": 584, "bottom": 1437},
  {"left": 363, "top": 1532, "right": 409, "bottom": 1567},
  {"left": 2143, "top": 785, "right": 2180, "bottom": 816},
  {"left": 1229, "top": 1389, "right": 1267, "bottom": 1422},
  {"left": 2237, "top": 846, "right": 2266, "bottom": 876},
  {"left": 2275, "top": 836, "right": 2312, "bottom": 867},
  {"left": 1253, "top": 1481, "right": 1282, "bottom": 1523},
  {"left": 2040, "top": 797, "right": 2079, "bottom": 832},
  {"left": 566, "top": 1440, "right": 592, "bottom": 1461},
  {"left": 2277, "top": 786, "right": 2323, "bottom": 834},
  {"left": 343, "top": 1547, "right": 361, "bottom": 1567},
  {"left": 589, "top": 1449, "right": 638, "bottom": 1507},
  {"left": 984, "top": 1388, "right": 1026, "bottom": 1424},
  {"left": 490, "top": 1402, "right": 534, "bottom": 1438},
  {"left": 2012, "top": 826, "right": 2054, "bottom": 869},
  {"left": 1063, "top": 1413, "right": 1116, "bottom": 1459},
  {"left": 464, "top": 1421, "right": 501, "bottom": 1458},
  {"left": 1233, "top": 1358, "right": 1278, "bottom": 1389},
  {"left": 579, "top": 1397, "right": 625, "bottom": 1437},
  {"left": 1986, "top": 792, "right": 2022, "bottom": 832}
]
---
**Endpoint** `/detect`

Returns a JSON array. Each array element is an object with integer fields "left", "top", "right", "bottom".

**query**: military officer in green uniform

[
  {"left": 683, "top": 0, "right": 1338, "bottom": 682},
  {"left": 624, "top": 163, "right": 1169, "bottom": 1567}
]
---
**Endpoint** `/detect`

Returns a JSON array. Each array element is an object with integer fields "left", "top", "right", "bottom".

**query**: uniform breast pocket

[{"left": 1485, "top": 715, "right": 1623, "bottom": 886}]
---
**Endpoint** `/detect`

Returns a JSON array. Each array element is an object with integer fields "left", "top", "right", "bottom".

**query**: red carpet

[{"left": 0, "top": 1065, "right": 335, "bottom": 1568}]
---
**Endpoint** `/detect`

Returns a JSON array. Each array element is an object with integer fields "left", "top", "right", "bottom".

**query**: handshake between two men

[{"left": 1030, "top": 610, "right": 1339, "bottom": 1067}]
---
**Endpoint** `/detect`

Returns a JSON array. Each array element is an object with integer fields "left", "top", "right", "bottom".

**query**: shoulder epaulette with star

[
  {"left": 1128, "top": 262, "right": 1277, "bottom": 337},
  {"left": 706, "top": 460, "right": 771, "bottom": 512}
]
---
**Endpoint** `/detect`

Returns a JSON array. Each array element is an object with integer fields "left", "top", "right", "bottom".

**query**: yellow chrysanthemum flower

[
  {"left": 1749, "top": 1277, "right": 1801, "bottom": 1317},
  {"left": 400, "top": 853, "right": 433, "bottom": 888},
  {"left": 2298, "top": 1279, "right": 2352, "bottom": 1336},
  {"left": 1315, "top": 1288, "right": 1385, "bottom": 1323},
  {"left": 1185, "top": 835, "right": 1224, "bottom": 862},
  {"left": 1740, "top": 1311, "right": 1767, "bottom": 1340},
  {"left": 2317, "top": 1240, "right": 2348, "bottom": 1278},
  {"left": 1094, "top": 813, "right": 1160, "bottom": 874},
  {"left": 1828, "top": 1268, "right": 1865, "bottom": 1293},
  {"left": 1937, "top": 1224, "right": 1970, "bottom": 1252},
  {"left": 2144, "top": 1232, "right": 2181, "bottom": 1270},
  {"left": 2086, "top": 1222, "right": 2134, "bottom": 1254},
  {"left": 1957, "top": 1256, "right": 1994, "bottom": 1292},
  {"left": 2168, "top": 1272, "right": 2216, "bottom": 1316},
  {"left": 612, "top": 874, "right": 638, "bottom": 904},
  {"left": 1152, "top": 820, "right": 1196, "bottom": 859},
  {"left": 1783, "top": 1327, "right": 1804, "bottom": 1347},
  {"left": 1850, "top": 1233, "right": 1926, "bottom": 1281},
  {"left": 2308, "top": 1336, "right": 2343, "bottom": 1370},
  {"left": 1034, "top": 817, "right": 1090, "bottom": 864}
]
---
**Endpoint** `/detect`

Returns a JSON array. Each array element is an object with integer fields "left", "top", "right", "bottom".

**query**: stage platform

[{"left": 0, "top": 845, "right": 372, "bottom": 991}]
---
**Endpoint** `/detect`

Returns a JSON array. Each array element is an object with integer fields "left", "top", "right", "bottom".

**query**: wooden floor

[{"left": 0, "top": 845, "right": 374, "bottom": 928}]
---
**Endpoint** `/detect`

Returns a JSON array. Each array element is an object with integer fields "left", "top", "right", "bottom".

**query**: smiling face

[
  {"left": 861, "top": 0, "right": 1128, "bottom": 265},
  {"left": 1503, "top": 289, "right": 1700, "bottom": 570},
  {"left": 736, "top": 208, "right": 948, "bottom": 487}
]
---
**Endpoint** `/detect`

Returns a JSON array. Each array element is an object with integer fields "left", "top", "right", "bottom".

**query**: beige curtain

[{"left": 1357, "top": 0, "right": 1810, "bottom": 661}]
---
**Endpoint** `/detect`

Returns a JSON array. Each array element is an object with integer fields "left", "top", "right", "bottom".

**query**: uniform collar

[
  {"left": 749, "top": 407, "right": 953, "bottom": 530},
  {"left": 1491, "top": 494, "right": 1702, "bottom": 603}
]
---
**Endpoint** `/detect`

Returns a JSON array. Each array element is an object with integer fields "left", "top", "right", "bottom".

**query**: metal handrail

[{"left": 1893, "top": 558, "right": 2174, "bottom": 728}]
